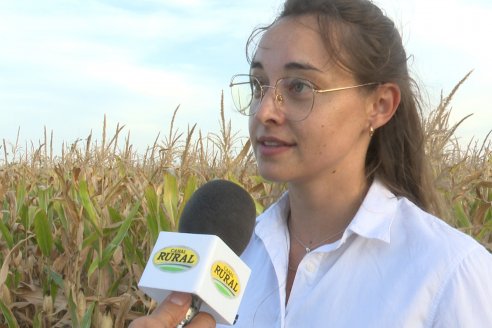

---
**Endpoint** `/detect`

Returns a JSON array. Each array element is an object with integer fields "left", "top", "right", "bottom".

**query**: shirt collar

[
  {"left": 255, "top": 191, "right": 290, "bottom": 242},
  {"left": 346, "top": 179, "right": 397, "bottom": 243},
  {"left": 255, "top": 179, "right": 398, "bottom": 246}
]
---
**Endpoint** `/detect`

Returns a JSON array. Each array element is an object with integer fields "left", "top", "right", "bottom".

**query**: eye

[
  {"left": 250, "top": 78, "right": 264, "bottom": 99},
  {"left": 285, "top": 78, "right": 313, "bottom": 95}
]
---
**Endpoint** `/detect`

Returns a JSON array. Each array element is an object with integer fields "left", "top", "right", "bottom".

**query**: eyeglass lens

[{"left": 230, "top": 75, "right": 315, "bottom": 121}]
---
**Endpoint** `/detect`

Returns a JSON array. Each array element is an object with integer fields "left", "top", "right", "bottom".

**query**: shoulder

[
  {"left": 360, "top": 179, "right": 491, "bottom": 288},
  {"left": 363, "top": 185, "right": 492, "bottom": 325},
  {"left": 394, "top": 197, "right": 485, "bottom": 256},
  {"left": 352, "top": 180, "right": 486, "bottom": 258},
  {"left": 433, "top": 245, "right": 492, "bottom": 326},
  {"left": 393, "top": 197, "right": 492, "bottom": 313}
]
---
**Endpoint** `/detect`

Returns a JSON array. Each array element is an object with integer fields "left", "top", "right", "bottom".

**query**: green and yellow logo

[
  {"left": 153, "top": 246, "right": 199, "bottom": 273},
  {"left": 211, "top": 261, "right": 240, "bottom": 298}
]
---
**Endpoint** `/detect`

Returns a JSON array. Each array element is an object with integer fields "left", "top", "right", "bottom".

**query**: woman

[{"left": 132, "top": 0, "right": 492, "bottom": 326}]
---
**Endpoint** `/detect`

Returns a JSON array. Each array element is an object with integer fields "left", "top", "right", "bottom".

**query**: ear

[{"left": 366, "top": 82, "right": 400, "bottom": 129}]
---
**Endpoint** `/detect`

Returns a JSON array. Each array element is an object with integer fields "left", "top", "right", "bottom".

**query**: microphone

[
  {"left": 138, "top": 179, "right": 256, "bottom": 326},
  {"left": 178, "top": 179, "right": 256, "bottom": 255}
]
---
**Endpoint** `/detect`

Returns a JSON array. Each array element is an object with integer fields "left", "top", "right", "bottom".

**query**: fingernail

[{"left": 168, "top": 292, "right": 189, "bottom": 306}]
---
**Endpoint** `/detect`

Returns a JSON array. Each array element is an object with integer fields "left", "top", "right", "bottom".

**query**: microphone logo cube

[
  {"left": 153, "top": 246, "right": 199, "bottom": 273},
  {"left": 138, "top": 231, "right": 251, "bottom": 325}
]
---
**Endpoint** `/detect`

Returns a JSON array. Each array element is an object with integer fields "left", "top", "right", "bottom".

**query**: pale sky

[{"left": 0, "top": 0, "right": 491, "bottom": 157}]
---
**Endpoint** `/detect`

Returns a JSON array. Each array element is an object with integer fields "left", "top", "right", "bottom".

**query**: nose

[{"left": 253, "top": 85, "right": 286, "bottom": 124}]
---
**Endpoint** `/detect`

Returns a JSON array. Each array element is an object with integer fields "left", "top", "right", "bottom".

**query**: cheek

[
  {"left": 298, "top": 123, "right": 333, "bottom": 156},
  {"left": 313, "top": 122, "right": 333, "bottom": 141},
  {"left": 248, "top": 116, "right": 255, "bottom": 132}
]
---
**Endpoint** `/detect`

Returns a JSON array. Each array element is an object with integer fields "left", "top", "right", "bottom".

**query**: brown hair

[{"left": 247, "top": 0, "right": 441, "bottom": 215}]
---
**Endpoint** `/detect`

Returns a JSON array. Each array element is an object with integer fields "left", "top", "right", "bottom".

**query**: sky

[{"left": 0, "top": 0, "right": 491, "bottom": 158}]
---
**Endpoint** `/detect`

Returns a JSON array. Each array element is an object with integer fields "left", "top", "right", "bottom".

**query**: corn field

[{"left": 1, "top": 78, "right": 491, "bottom": 327}]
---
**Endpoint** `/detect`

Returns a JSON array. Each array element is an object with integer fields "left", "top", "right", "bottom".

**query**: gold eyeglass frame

[{"left": 229, "top": 74, "right": 379, "bottom": 121}]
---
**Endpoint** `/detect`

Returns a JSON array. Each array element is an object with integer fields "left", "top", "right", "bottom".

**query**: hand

[{"left": 129, "top": 292, "right": 216, "bottom": 328}]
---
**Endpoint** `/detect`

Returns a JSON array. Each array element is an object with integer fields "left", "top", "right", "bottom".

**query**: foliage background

[{"left": 0, "top": 79, "right": 491, "bottom": 327}]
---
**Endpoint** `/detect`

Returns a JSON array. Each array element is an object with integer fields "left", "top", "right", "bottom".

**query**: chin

[{"left": 258, "top": 167, "right": 290, "bottom": 183}]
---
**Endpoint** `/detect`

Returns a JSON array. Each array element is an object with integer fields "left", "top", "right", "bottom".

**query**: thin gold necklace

[{"left": 288, "top": 212, "right": 346, "bottom": 253}]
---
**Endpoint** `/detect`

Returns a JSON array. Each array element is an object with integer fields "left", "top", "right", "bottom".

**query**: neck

[
  {"left": 285, "top": 173, "right": 370, "bottom": 304},
  {"left": 287, "top": 174, "right": 370, "bottom": 243}
]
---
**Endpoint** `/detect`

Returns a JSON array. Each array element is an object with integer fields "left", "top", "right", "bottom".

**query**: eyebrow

[{"left": 250, "top": 61, "right": 323, "bottom": 73}]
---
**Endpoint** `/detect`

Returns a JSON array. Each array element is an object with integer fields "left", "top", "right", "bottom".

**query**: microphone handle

[{"left": 176, "top": 295, "right": 202, "bottom": 327}]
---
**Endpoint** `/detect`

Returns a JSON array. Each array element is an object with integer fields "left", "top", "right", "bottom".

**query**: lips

[
  {"left": 258, "top": 136, "right": 294, "bottom": 147},
  {"left": 256, "top": 136, "right": 295, "bottom": 156}
]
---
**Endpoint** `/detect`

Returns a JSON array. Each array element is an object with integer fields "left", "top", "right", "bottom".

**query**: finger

[
  {"left": 186, "top": 312, "right": 216, "bottom": 328},
  {"left": 129, "top": 292, "right": 193, "bottom": 328},
  {"left": 151, "top": 292, "right": 193, "bottom": 326},
  {"left": 128, "top": 315, "right": 163, "bottom": 328}
]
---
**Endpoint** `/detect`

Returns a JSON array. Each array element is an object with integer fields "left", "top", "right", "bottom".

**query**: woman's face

[{"left": 248, "top": 15, "right": 375, "bottom": 185}]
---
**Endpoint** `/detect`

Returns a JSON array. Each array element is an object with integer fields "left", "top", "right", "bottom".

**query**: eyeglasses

[{"left": 229, "top": 74, "right": 379, "bottom": 121}]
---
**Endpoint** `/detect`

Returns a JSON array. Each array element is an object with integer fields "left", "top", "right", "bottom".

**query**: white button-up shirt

[{"left": 221, "top": 180, "right": 492, "bottom": 327}]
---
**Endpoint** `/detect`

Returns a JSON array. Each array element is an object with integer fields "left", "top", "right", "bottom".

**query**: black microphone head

[{"left": 178, "top": 179, "right": 256, "bottom": 255}]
